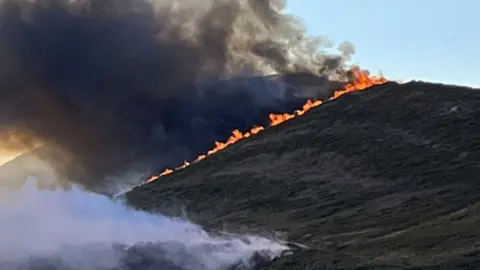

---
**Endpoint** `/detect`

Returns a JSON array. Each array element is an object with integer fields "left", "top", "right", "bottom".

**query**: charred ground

[{"left": 127, "top": 81, "right": 480, "bottom": 269}]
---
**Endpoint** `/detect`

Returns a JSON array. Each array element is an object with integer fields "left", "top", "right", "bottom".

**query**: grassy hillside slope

[{"left": 127, "top": 81, "right": 480, "bottom": 269}]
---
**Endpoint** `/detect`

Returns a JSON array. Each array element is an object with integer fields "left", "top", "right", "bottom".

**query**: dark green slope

[{"left": 126, "top": 81, "right": 480, "bottom": 269}]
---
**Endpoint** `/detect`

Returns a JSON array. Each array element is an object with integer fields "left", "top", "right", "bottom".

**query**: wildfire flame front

[{"left": 147, "top": 67, "right": 387, "bottom": 183}]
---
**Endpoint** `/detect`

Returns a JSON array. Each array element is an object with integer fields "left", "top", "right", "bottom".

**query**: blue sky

[{"left": 286, "top": 1, "right": 479, "bottom": 87}]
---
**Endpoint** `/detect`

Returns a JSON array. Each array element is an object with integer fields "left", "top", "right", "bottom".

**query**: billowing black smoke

[{"left": 0, "top": 0, "right": 356, "bottom": 193}]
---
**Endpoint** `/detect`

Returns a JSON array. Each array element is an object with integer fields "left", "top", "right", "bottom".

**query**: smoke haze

[
  {"left": 0, "top": 177, "right": 288, "bottom": 269},
  {"left": 0, "top": 0, "right": 357, "bottom": 191}
]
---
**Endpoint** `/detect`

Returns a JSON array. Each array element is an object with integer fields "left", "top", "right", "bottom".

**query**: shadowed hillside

[{"left": 127, "top": 81, "right": 480, "bottom": 269}]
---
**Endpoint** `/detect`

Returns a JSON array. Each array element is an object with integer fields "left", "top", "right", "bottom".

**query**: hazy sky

[{"left": 286, "top": 0, "right": 478, "bottom": 87}]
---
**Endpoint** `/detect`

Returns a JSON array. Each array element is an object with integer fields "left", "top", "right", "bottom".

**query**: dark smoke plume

[{"left": 0, "top": 0, "right": 356, "bottom": 193}]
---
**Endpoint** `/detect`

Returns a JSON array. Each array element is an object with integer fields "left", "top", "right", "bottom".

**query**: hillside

[{"left": 126, "top": 81, "right": 480, "bottom": 269}]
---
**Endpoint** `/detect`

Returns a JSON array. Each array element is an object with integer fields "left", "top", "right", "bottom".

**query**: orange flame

[{"left": 147, "top": 67, "right": 387, "bottom": 183}]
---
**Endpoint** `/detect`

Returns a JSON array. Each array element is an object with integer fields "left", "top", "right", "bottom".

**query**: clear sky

[{"left": 286, "top": 0, "right": 479, "bottom": 87}]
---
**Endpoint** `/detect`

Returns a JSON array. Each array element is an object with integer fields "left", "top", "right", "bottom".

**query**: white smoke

[{"left": 0, "top": 177, "right": 288, "bottom": 269}]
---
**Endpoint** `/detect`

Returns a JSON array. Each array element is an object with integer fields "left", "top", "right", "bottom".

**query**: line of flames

[{"left": 147, "top": 67, "right": 388, "bottom": 183}]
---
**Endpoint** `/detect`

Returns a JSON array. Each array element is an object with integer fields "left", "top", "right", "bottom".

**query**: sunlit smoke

[
  {"left": 0, "top": 128, "right": 44, "bottom": 165},
  {"left": 0, "top": 177, "right": 288, "bottom": 269}
]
